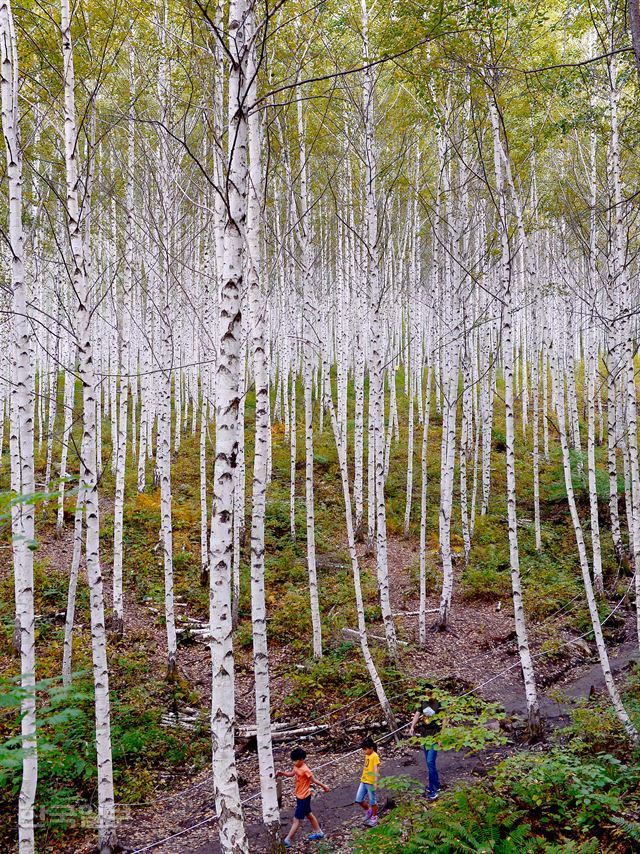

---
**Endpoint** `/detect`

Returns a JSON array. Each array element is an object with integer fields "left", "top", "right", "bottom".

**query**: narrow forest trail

[
  {"left": 118, "top": 632, "right": 639, "bottom": 854},
  {"left": 193, "top": 639, "right": 640, "bottom": 854},
  {"left": 111, "top": 535, "right": 639, "bottom": 854}
]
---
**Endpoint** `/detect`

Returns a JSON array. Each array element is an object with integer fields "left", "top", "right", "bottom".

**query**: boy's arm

[
  {"left": 408, "top": 710, "right": 420, "bottom": 735},
  {"left": 310, "top": 773, "right": 330, "bottom": 793},
  {"left": 276, "top": 770, "right": 295, "bottom": 778}
]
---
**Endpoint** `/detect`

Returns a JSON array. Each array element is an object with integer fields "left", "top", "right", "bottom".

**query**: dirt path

[{"left": 119, "top": 633, "right": 639, "bottom": 854}]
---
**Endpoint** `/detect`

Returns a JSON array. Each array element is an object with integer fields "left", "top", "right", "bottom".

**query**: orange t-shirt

[{"left": 293, "top": 763, "right": 313, "bottom": 799}]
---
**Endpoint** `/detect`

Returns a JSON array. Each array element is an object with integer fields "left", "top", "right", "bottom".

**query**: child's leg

[
  {"left": 367, "top": 785, "right": 378, "bottom": 816},
  {"left": 286, "top": 817, "right": 301, "bottom": 842},
  {"left": 426, "top": 748, "right": 440, "bottom": 796},
  {"left": 307, "top": 812, "right": 321, "bottom": 832},
  {"left": 354, "top": 782, "right": 370, "bottom": 810}
]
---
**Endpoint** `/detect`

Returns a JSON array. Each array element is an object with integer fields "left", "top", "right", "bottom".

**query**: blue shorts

[
  {"left": 355, "top": 782, "right": 377, "bottom": 806},
  {"left": 294, "top": 796, "right": 312, "bottom": 819}
]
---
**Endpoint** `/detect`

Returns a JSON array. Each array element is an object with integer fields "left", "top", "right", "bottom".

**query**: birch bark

[
  {"left": 296, "top": 69, "right": 323, "bottom": 658},
  {"left": 157, "top": 13, "right": 177, "bottom": 677},
  {"left": 586, "top": 122, "right": 603, "bottom": 591},
  {"left": 208, "top": 1, "right": 251, "bottom": 848},
  {"left": 489, "top": 98, "right": 540, "bottom": 735},
  {"left": 418, "top": 366, "right": 433, "bottom": 647},
  {"left": 246, "top": 41, "right": 280, "bottom": 839},
  {"left": 1, "top": 3, "right": 37, "bottom": 846},
  {"left": 112, "top": 47, "right": 135, "bottom": 638},
  {"left": 60, "top": 0, "right": 116, "bottom": 846},
  {"left": 362, "top": 0, "right": 396, "bottom": 657}
]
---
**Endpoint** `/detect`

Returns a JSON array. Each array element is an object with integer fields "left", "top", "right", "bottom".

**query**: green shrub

[
  {"left": 0, "top": 675, "right": 95, "bottom": 842},
  {"left": 462, "top": 542, "right": 511, "bottom": 601},
  {"left": 521, "top": 553, "right": 580, "bottom": 620},
  {"left": 493, "top": 748, "right": 634, "bottom": 834},
  {"left": 281, "top": 648, "right": 367, "bottom": 710},
  {"left": 352, "top": 786, "right": 532, "bottom": 854},
  {"left": 561, "top": 699, "right": 626, "bottom": 753},
  {"left": 404, "top": 685, "right": 507, "bottom": 753}
]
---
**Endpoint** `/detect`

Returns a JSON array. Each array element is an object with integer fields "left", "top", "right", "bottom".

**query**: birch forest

[{"left": 4, "top": 0, "right": 640, "bottom": 852}]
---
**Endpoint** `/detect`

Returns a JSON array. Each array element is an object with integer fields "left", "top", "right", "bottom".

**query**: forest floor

[
  {"left": 103, "top": 535, "right": 638, "bottom": 854},
  {"left": 3, "top": 383, "right": 638, "bottom": 854}
]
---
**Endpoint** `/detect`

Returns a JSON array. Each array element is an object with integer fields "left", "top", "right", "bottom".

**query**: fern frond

[{"left": 611, "top": 815, "right": 640, "bottom": 842}]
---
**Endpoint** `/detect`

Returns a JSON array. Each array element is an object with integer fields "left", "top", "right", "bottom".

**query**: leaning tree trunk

[
  {"left": 551, "top": 345, "right": 638, "bottom": 742},
  {"left": 490, "top": 98, "right": 540, "bottom": 736},
  {"left": 322, "top": 341, "right": 398, "bottom": 732},
  {"left": 362, "top": 0, "right": 397, "bottom": 658}
]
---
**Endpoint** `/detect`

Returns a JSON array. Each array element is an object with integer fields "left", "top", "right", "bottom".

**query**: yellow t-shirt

[{"left": 361, "top": 751, "right": 380, "bottom": 785}]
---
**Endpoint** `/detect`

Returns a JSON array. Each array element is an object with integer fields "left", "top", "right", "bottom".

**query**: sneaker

[
  {"left": 428, "top": 792, "right": 439, "bottom": 801},
  {"left": 362, "top": 807, "right": 373, "bottom": 823},
  {"left": 283, "top": 840, "right": 292, "bottom": 850},
  {"left": 308, "top": 831, "right": 325, "bottom": 841},
  {"left": 364, "top": 816, "right": 379, "bottom": 827}
]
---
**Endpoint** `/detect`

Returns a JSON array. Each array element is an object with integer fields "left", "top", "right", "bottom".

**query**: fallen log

[
  {"left": 236, "top": 723, "right": 330, "bottom": 741},
  {"left": 391, "top": 609, "right": 440, "bottom": 617},
  {"left": 160, "top": 709, "right": 201, "bottom": 732}
]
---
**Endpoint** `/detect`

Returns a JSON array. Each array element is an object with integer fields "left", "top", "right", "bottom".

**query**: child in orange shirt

[{"left": 276, "top": 747, "right": 330, "bottom": 848}]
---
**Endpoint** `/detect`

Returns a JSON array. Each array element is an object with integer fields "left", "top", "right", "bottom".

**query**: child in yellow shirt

[{"left": 354, "top": 736, "right": 380, "bottom": 827}]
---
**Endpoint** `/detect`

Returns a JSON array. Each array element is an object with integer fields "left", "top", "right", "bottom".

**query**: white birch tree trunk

[
  {"left": 586, "top": 131, "right": 603, "bottom": 591},
  {"left": 246, "top": 45, "right": 280, "bottom": 841},
  {"left": 157, "top": 18, "right": 177, "bottom": 678},
  {"left": 489, "top": 99, "right": 540, "bottom": 734},
  {"left": 57, "top": 364, "right": 75, "bottom": 532},
  {"left": 200, "top": 393, "right": 210, "bottom": 585},
  {"left": 294, "top": 67, "right": 323, "bottom": 659},
  {"left": 60, "top": 0, "right": 116, "bottom": 846},
  {"left": 531, "top": 335, "right": 542, "bottom": 552},
  {"left": 1, "top": 3, "right": 37, "bottom": 845},
  {"left": 62, "top": 486, "right": 84, "bottom": 686},
  {"left": 362, "top": 0, "right": 396, "bottom": 658},
  {"left": 112, "top": 49, "right": 135, "bottom": 638},
  {"left": 208, "top": 2, "right": 251, "bottom": 848},
  {"left": 418, "top": 367, "right": 433, "bottom": 647},
  {"left": 403, "top": 371, "right": 415, "bottom": 537}
]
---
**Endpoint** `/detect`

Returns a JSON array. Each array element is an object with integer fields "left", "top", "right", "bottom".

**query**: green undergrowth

[
  {"left": 351, "top": 666, "right": 640, "bottom": 854},
  {"left": 0, "top": 367, "right": 636, "bottom": 847},
  {"left": 0, "top": 657, "right": 209, "bottom": 848}
]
